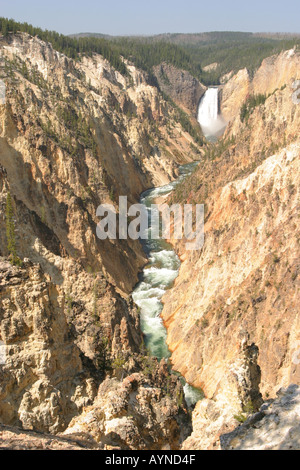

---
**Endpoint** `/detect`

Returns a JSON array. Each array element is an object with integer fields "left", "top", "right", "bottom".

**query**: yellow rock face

[
  {"left": 0, "top": 33, "right": 201, "bottom": 434},
  {"left": 220, "top": 68, "right": 251, "bottom": 122},
  {"left": 220, "top": 48, "right": 300, "bottom": 123},
  {"left": 162, "top": 50, "right": 300, "bottom": 413}
]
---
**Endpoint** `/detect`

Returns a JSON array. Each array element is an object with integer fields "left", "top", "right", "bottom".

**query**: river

[
  {"left": 132, "top": 87, "right": 226, "bottom": 407},
  {"left": 132, "top": 161, "right": 203, "bottom": 407}
]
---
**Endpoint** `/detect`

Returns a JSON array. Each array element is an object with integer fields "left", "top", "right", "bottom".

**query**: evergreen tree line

[
  {"left": 115, "top": 38, "right": 203, "bottom": 81},
  {"left": 0, "top": 17, "right": 128, "bottom": 75},
  {"left": 0, "top": 17, "right": 203, "bottom": 83},
  {"left": 0, "top": 18, "right": 300, "bottom": 86},
  {"left": 1, "top": 17, "right": 299, "bottom": 87},
  {"left": 180, "top": 37, "right": 300, "bottom": 85}
]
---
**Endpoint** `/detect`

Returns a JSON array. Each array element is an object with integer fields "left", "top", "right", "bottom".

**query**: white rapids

[{"left": 132, "top": 161, "right": 203, "bottom": 407}]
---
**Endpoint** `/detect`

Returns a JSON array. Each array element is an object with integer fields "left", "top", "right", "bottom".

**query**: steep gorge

[
  {"left": 0, "top": 29, "right": 299, "bottom": 451},
  {"left": 162, "top": 48, "right": 300, "bottom": 449},
  {"left": 0, "top": 32, "right": 202, "bottom": 439}
]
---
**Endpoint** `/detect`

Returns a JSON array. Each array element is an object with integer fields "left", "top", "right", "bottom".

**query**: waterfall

[{"left": 197, "top": 87, "right": 226, "bottom": 139}]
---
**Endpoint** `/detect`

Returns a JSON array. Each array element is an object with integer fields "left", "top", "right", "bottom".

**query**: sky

[{"left": 1, "top": 0, "right": 300, "bottom": 36}]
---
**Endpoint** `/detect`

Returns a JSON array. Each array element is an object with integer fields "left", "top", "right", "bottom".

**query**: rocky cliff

[
  {"left": 0, "top": 30, "right": 299, "bottom": 450},
  {"left": 0, "top": 32, "right": 199, "bottom": 437},
  {"left": 220, "top": 48, "right": 300, "bottom": 122},
  {"left": 2, "top": 383, "right": 298, "bottom": 450},
  {"left": 63, "top": 369, "right": 191, "bottom": 450},
  {"left": 220, "top": 384, "right": 300, "bottom": 450},
  {"left": 183, "top": 384, "right": 300, "bottom": 450},
  {"left": 153, "top": 62, "right": 206, "bottom": 117},
  {"left": 162, "top": 48, "right": 300, "bottom": 448}
]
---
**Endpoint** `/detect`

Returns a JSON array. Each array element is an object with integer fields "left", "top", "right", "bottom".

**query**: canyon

[
  {"left": 0, "top": 29, "right": 299, "bottom": 450},
  {"left": 163, "top": 48, "right": 300, "bottom": 448},
  {"left": 0, "top": 31, "right": 201, "bottom": 441}
]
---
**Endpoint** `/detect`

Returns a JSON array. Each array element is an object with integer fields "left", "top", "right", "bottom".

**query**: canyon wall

[
  {"left": 162, "top": 48, "right": 300, "bottom": 448},
  {"left": 220, "top": 49, "right": 300, "bottom": 122},
  {"left": 153, "top": 62, "right": 206, "bottom": 116},
  {"left": 0, "top": 32, "right": 199, "bottom": 435},
  {"left": 0, "top": 30, "right": 299, "bottom": 450}
]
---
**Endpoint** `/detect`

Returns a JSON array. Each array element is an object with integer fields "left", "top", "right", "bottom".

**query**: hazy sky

[{"left": 1, "top": 0, "right": 300, "bottom": 36}]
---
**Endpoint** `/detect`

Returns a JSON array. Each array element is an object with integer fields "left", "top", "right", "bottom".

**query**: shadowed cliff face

[
  {"left": 153, "top": 62, "right": 206, "bottom": 117},
  {"left": 0, "top": 32, "right": 199, "bottom": 436},
  {"left": 0, "top": 32, "right": 203, "bottom": 303},
  {"left": 162, "top": 49, "right": 300, "bottom": 431}
]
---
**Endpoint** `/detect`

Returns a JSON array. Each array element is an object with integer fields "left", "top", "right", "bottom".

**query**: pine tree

[{"left": 2, "top": 20, "right": 8, "bottom": 37}]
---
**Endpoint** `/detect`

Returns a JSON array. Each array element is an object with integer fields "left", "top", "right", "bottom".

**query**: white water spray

[
  {"left": 197, "top": 87, "right": 226, "bottom": 139},
  {"left": 132, "top": 162, "right": 204, "bottom": 407}
]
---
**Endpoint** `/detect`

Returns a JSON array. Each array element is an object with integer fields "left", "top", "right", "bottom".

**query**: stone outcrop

[
  {"left": 0, "top": 423, "right": 101, "bottom": 450},
  {"left": 0, "top": 257, "right": 98, "bottom": 432},
  {"left": 0, "top": 367, "right": 190, "bottom": 450},
  {"left": 182, "top": 341, "right": 263, "bottom": 450},
  {"left": 220, "top": 384, "right": 300, "bottom": 450},
  {"left": 153, "top": 62, "right": 206, "bottom": 116},
  {"left": 252, "top": 49, "right": 300, "bottom": 96},
  {"left": 203, "top": 63, "right": 219, "bottom": 73}
]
